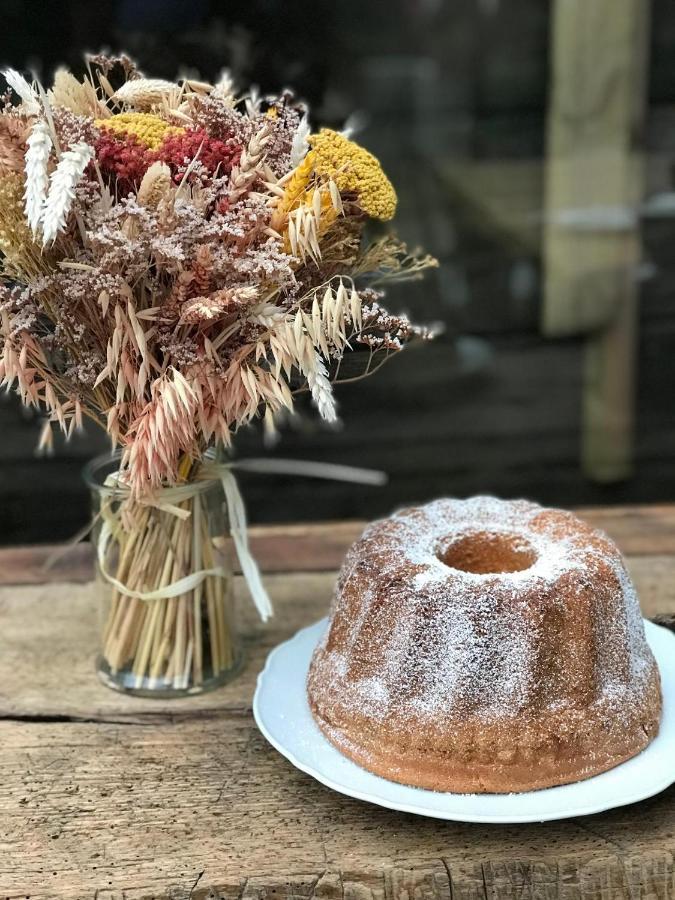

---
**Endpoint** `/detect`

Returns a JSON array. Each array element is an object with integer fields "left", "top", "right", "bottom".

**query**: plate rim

[{"left": 253, "top": 618, "right": 675, "bottom": 823}]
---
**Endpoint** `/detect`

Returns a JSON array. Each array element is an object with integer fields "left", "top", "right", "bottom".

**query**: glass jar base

[
  {"left": 87, "top": 451, "right": 244, "bottom": 700},
  {"left": 96, "top": 653, "right": 244, "bottom": 699}
]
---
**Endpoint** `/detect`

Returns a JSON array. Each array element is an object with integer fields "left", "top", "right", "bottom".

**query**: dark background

[{"left": 2, "top": 0, "right": 675, "bottom": 544}]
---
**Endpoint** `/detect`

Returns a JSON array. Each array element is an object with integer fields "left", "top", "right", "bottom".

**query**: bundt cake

[{"left": 307, "top": 497, "right": 662, "bottom": 793}]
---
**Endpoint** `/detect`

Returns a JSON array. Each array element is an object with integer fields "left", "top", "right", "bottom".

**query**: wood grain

[
  {"left": 1, "top": 716, "right": 673, "bottom": 900},
  {"left": 3, "top": 505, "right": 675, "bottom": 586},
  {"left": 0, "top": 557, "right": 670, "bottom": 723},
  {"left": 1, "top": 519, "right": 674, "bottom": 898},
  {"left": 0, "top": 521, "right": 364, "bottom": 585}
]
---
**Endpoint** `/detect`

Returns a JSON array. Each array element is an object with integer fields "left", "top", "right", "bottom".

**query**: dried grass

[
  {"left": 0, "top": 54, "right": 439, "bottom": 692},
  {"left": 0, "top": 52, "right": 436, "bottom": 497},
  {"left": 48, "top": 69, "right": 107, "bottom": 118}
]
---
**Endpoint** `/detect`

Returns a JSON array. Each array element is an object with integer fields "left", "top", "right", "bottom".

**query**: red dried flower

[
  {"left": 154, "top": 129, "right": 243, "bottom": 182},
  {"left": 95, "top": 131, "right": 152, "bottom": 195},
  {"left": 93, "top": 127, "right": 244, "bottom": 197}
]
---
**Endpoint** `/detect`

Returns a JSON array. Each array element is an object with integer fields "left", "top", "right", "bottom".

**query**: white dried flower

[
  {"left": 113, "top": 78, "right": 177, "bottom": 110},
  {"left": 2, "top": 68, "right": 40, "bottom": 115},
  {"left": 212, "top": 69, "right": 237, "bottom": 106},
  {"left": 41, "top": 141, "right": 94, "bottom": 245},
  {"left": 289, "top": 115, "right": 310, "bottom": 169},
  {"left": 244, "top": 85, "right": 262, "bottom": 118},
  {"left": 24, "top": 119, "right": 52, "bottom": 234},
  {"left": 305, "top": 352, "right": 337, "bottom": 423}
]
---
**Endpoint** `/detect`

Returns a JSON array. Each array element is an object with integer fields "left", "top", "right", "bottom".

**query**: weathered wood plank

[
  {"left": 0, "top": 521, "right": 366, "bottom": 585},
  {"left": 0, "top": 551, "right": 673, "bottom": 721},
  {"left": 581, "top": 296, "right": 638, "bottom": 483},
  {"left": 578, "top": 505, "right": 675, "bottom": 556},
  {"left": 0, "top": 714, "right": 673, "bottom": 900},
  {"left": 1, "top": 529, "right": 674, "bottom": 898},
  {"left": 438, "top": 159, "right": 542, "bottom": 254},
  {"left": 0, "top": 573, "right": 331, "bottom": 720},
  {"left": 3, "top": 505, "right": 675, "bottom": 587}
]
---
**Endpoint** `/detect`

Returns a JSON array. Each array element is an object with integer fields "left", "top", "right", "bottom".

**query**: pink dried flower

[
  {"left": 189, "top": 95, "right": 251, "bottom": 143},
  {"left": 53, "top": 107, "right": 100, "bottom": 149},
  {"left": 121, "top": 369, "right": 198, "bottom": 493}
]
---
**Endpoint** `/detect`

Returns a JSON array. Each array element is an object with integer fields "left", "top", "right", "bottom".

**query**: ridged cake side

[{"left": 307, "top": 497, "right": 662, "bottom": 793}]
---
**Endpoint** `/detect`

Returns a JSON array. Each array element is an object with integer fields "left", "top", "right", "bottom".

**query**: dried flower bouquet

[{"left": 0, "top": 56, "right": 436, "bottom": 693}]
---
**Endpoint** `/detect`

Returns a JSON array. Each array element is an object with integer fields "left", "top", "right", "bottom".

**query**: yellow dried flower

[
  {"left": 270, "top": 151, "right": 315, "bottom": 231},
  {"left": 308, "top": 129, "right": 397, "bottom": 221},
  {"left": 0, "top": 172, "right": 41, "bottom": 277},
  {"left": 96, "top": 112, "right": 184, "bottom": 150},
  {"left": 271, "top": 151, "right": 340, "bottom": 256}
]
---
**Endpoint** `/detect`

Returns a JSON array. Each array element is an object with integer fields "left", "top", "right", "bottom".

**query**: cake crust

[{"left": 307, "top": 497, "right": 662, "bottom": 794}]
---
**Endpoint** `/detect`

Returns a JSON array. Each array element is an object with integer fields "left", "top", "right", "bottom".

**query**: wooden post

[{"left": 543, "top": 0, "right": 650, "bottom": 481}]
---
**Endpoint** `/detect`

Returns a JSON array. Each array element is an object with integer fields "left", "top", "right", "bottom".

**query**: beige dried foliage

[
  {"left": 182, "top": 181, "right": 209, "bottom": 213},
  {"left": 304, "top": 351, "right": 336, "bottom": 422},
  {"left": 156, "top": 195, "right": 178, "bottom": 233},
  {"left": 259, "top": 279, "right": 362, "bottom": 398},
  {"left": 182, "top": 78, "right": 213, "bottom": 95},
  {"left": 41, "top": 141, "right": 94, "bottom": 246},
  {"left": 160, "top": 103, "right": 193, "bottom": 126},
  {"left": 276, "top": 174, "right": 341, "bottom": 262},
  {"left": 180, "top": 286, "right": 258, "bottom": 324},
  {"left": 160, "top": 270, "right": 194, "bottom": 322},
  {"left": 0, "top": 114, "right": 29, "bottom": 177},
  {"left": 227, "top": 122, "right": 272, "bottom": 204},
  {"left": 0, "top": 55, "right": 436, "bottom": 502},
  {"left": 136, "top": 161, "right": 173, "bottom": 209},
  {"left": 113, "top": 78, "right": 178, "bottom": 110},
  {"left": 122, "top": 368, "right": 198, "bottom": 493},
  {"left": 354, "top": 235, "right": 439, "bottom": 283},
  {"left": 48, "top": 69, "right": 107, "bottom": 118},
  {"left": 0, "top": 328, "right": 42, "bottom": 407},
  {"left": 191, "top": 244, "right": 213, "bottom": 295},
  {"left": 211, "top": 69, "right": 237, "bottom": 106},
  {"left": 121, "top": 215, "right": 139, "bottom": 239},
  {"left": 0, "top": 325, "right": 80, "bottom": 446},
  {"left": 215, "top": 357, "right": 292, "bottom": 430}
]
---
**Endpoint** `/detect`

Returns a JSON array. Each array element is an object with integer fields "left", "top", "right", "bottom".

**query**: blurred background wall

[{"left": 2, "top": 0, "right": 675, "bottom": 543}]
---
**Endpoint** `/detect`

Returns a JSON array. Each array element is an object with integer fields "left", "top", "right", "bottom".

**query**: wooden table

[{"left": 1, "top": 507, "right": 674, "bottom": 900}]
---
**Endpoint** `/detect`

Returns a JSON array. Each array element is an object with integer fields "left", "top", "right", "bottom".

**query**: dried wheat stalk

[{"left": 97, "top": 480, "right": 236, "bottom": 691}]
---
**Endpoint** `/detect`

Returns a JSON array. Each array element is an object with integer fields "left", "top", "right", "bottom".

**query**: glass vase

[{"left": 84, "top": 453, "right": 242, "bottom": 697}]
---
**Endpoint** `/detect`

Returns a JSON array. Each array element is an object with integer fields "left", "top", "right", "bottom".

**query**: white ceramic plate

[{"left": 253, "top": 618, "right": 675, "bottom": 823}]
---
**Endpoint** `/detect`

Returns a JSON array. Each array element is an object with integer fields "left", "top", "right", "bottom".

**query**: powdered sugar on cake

[{"left": 311, "top": 496, "right": 657, "bottom": 727}]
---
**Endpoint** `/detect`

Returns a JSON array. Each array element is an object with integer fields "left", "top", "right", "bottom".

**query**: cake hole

[{"left": 438, "top": 531, "right": 537, "bottom": 574}]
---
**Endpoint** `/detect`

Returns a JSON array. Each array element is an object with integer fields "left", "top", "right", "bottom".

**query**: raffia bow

[{"left": 96, "top": 458, "right": 386, "bottom": 621}]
